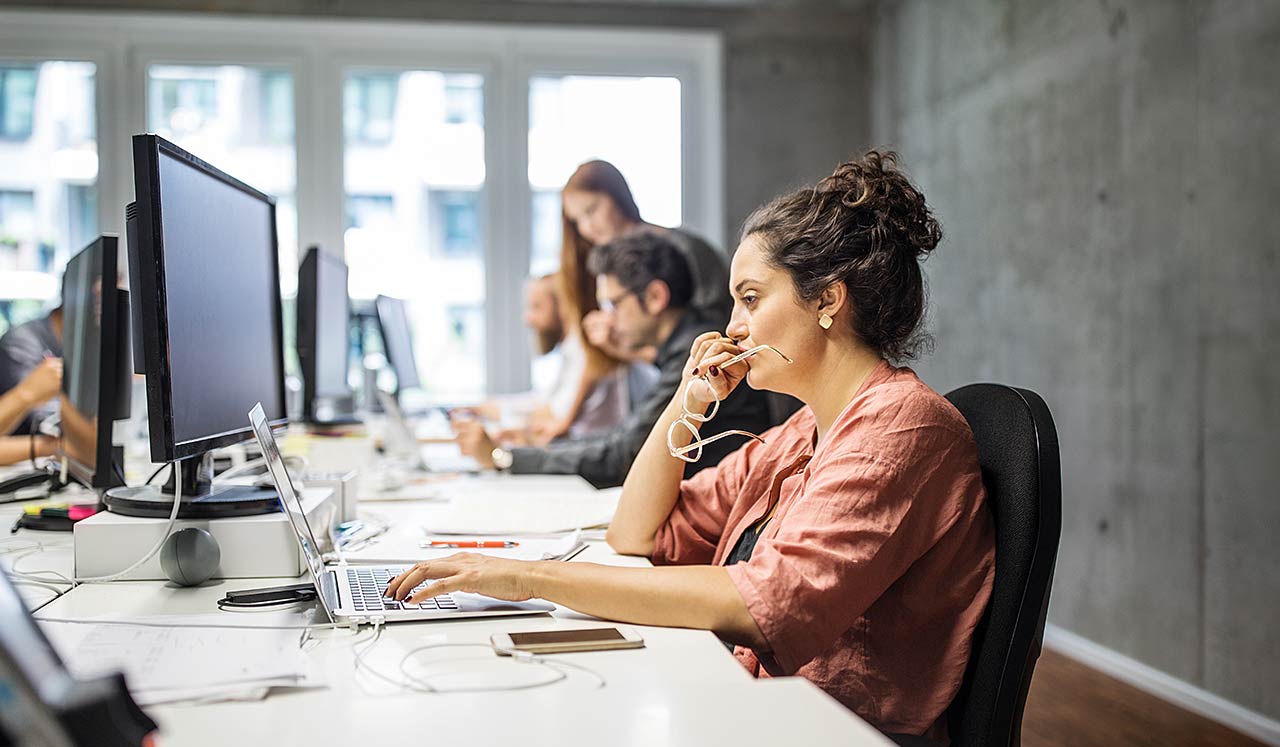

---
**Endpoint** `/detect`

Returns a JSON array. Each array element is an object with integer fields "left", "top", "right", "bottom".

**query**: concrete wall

[
  {"left": 872, "top": 0, "right": 1280, "bottom": 719},
  {"left": 4, "top": 0, "right": 872, "bottom": 249}
]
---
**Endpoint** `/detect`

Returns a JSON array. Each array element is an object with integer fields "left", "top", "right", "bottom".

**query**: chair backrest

[{"left": 944, "top": 384, "right": 1062, "bottom": 747}]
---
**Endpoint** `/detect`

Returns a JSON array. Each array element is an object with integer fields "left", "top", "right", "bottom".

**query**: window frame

[{"left": 0, "top": 8, "right": 723, "bottom": 395}]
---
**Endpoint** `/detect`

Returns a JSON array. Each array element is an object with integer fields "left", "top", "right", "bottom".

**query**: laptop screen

[{"left": 248, "top": 403, "right": 329, "bottom": 588}]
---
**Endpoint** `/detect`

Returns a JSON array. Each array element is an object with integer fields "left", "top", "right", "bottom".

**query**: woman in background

[{"left": 547, "top": 159, "right": 730, "bottom": 441}]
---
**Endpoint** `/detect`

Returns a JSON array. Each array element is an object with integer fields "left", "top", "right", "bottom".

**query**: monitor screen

[
  {"left": 299, "top": 248, "right": 350, "bottom": 400},
  {"left": 130, "top": 134, "right": 287, "bottom": 461},
  {"left": 58, "top": 235, "right": 128, "bottom": 488},
  {"left": 375, "top": 295, "right": 420, "bottom": 392},
  {"left": 60, "top": 240, "right": 106, "bottom": 466}
]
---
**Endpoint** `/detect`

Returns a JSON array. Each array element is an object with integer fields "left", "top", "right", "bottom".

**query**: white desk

[{"left": 2, "top": 475, "right": 893, "bottom": 747}]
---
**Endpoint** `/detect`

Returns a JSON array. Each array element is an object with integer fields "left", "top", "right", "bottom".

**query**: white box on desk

[
  {"left": 298, "top": 470, "right": 359, "bottom": 523},
  {"left": 73, "top": 487, "right": 336, "bottom": 581}
]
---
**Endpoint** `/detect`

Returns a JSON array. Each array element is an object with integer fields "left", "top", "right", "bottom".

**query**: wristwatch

[{"left": 490, "top": 447, "right": 514, "bottom": 471}]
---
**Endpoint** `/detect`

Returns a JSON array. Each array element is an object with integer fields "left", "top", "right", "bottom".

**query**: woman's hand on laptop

[{"left": 384, "top": 554, "right": 536, "bottom": 603}]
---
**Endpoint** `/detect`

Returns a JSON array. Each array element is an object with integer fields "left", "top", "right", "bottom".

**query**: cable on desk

[
  {"left": 35, "top": 615, "right": 357, "bottom": 633},
  {"left": 73, "top": 459, "right": 183, "bottom": 585},
  {"left": 350, "top": 620, "right": 607, "bottom": 694},
  {"left": 2, "top": 540, "right": 75, "bottom": 604}
]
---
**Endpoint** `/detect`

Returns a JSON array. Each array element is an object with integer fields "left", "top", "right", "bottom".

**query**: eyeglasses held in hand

[{"left": 667, "top": 344, "right": 793, "bottom": 462}]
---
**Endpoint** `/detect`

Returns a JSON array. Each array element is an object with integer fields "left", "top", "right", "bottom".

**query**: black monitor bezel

[
  {"left": 374, "top": 294, "right": 421, "bottom": 393},
  {"left": 297, "top": 246, "right": 352, "bottom": 418},
  {"left": 131, "top": 133, "right": 288, "bottom": 463},
  {"left": 56, "top": 234, "right": 127, "bottom": 489}
]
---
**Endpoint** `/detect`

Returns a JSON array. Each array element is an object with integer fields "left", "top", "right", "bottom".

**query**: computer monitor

[
  {"left": 0, "top": 570, "right": 156, "bottom": 746},
  {"left": 297, "top": 246, "right": 354, "bottom": 423},
  {"left": 374, "top": 295, "right": 421, "bottom": 395},
  {"left": 107, "top": 134, "right": 285, "bottom": 518},
  {"left": 57, "top": 235, "right": 131, "bottom": 491}
]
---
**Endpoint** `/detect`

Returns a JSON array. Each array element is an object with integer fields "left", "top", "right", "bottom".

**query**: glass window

[
  {"left": 148, "top": 73, "right": 216, "bottom": 140},
  {"left": 529, "top": 188, "right": 562, "bottom": 276},
  {"left": 0, "top": 66, "right": 37, "bottom": 140},
  {"left": 345, "top": 194, "right": 394, "bottom": 231},
  {"left": 146, "top": 64, "right": 298, "bottom": 296},
  {"left": 444, "top": 77, "right": 483, "bottom": 126},
  {"left": 0, "top": 60, "right": 97, "bottom": 330},
  {"left": 344, "top": 69, "right": 486, "bottom": 403},
  {"left": 261, "top": 71, "right": 294, "bottom": 144},
  {"left": 428, "top": 189, "right": 481, "bottom": 258},
  {"left": 0, "top": 190, "right": 36, "bottom": 250},
  {"left": 344, "top": 74, "right": 398, "bottom": 145},
  {"left": 527, "top": 74, "right": 682, "bottom": 276}
]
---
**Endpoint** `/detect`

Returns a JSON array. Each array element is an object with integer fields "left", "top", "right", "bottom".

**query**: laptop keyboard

[{"left": 347, "top": 567, "right": 459, "bottom": 613}]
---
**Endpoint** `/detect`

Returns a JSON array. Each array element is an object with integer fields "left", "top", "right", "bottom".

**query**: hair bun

[{"left": 818, "top": 150, "right": 940, "bottom": 259}]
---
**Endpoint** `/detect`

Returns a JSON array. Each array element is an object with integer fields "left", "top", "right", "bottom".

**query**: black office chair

[{"left": 936, "top": 383, "right": 1062, "bottom": 747}]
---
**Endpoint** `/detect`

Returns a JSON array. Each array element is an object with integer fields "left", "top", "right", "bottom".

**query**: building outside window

[
  {"left": 146, "top": 64, "right": 298, "bottom": 295},
  {"left": 344, "top": 73, "right": 397, "bottom": 145},
  {"left": 0, "top": 60, "right": 97, "bottom": 333},
  {"left": 0, "top": 66, "right": 37, "bottom": 140},
  {"left": 527, "top": 74, "right": 682, "bottom": 276},
  {"left": 344, "top": 69, "right": 487, "bottom": 403}
]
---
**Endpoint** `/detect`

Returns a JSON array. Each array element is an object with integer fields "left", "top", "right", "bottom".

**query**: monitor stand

[{"left": 103, "top": 451, "right": 280, "bottom": 519}]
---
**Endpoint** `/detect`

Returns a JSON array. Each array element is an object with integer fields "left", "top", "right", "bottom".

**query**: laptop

[
  {"left": 248, "top": 402, "right": 554, "bottom": 624},
  {"left": 375, "top": 389, "right": 480, "bottom": 474}
]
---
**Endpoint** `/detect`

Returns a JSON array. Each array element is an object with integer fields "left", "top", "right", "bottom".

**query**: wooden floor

[{"left": 1021, "top": 649, "right": 1266, "bottom": 747}]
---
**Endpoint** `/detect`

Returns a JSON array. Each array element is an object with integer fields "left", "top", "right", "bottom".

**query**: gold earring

[{"left": 818, "top": 313, "right": 833, "bottom": 330}]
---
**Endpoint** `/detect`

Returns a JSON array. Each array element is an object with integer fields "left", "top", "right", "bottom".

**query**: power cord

[
  {"left": 351, "top": 619, "right": 607, "bottom": 694},
  {"left": 144, "top": 463, "right": 171, "bottom": 486},
  {"left": 35, "top": 615, "right": 356, "bottom": 634},
  {"left": 72, "top": 459, "right": 183, "bottom": 585}
]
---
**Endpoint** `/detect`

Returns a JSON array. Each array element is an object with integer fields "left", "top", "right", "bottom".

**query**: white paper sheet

[
  {"left": 340, "top": 530, "right": 587, "bottom": 565},
  {"left": 41, "top": 619, "right": 312, "bottom": 704},
  {"left": 416, "top": 486, "right": 620, "bottom": 536}
]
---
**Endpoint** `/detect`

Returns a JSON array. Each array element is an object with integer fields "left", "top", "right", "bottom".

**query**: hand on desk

[
  {"left": 451, "top": 418, "right": 497, "bottom": 469},
  {"left": 384, "top": 553, "right": 536, "bottom": 604}
]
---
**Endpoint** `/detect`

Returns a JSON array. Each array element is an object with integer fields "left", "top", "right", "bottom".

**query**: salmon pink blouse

[{"left": 651, "top": 361, "right": 995, "bottom": 738}]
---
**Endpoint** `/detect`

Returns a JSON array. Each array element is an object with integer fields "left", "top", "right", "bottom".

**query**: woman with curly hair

[{"left": 389, "top": 152, "right": 994, "bottom": 742}]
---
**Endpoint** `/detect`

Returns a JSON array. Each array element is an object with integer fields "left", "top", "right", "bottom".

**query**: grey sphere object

[{"left": 159, "top": 528, "right": 221, "bottom": 586}]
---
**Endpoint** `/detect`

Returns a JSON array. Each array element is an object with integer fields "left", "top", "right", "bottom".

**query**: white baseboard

[{"left": 1043, "top": 624, "right": 1280, "bottom": 746}]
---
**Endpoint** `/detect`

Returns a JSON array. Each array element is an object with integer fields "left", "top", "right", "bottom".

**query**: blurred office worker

[
  {"left": 548, "top": 160, "right": 730, "bottom": 443},
  {"left": 0, "top": 305, "right": 63, "bottom": 436},
  {"left": 455, "top": 229, "right": 771, "bottom": 487}
]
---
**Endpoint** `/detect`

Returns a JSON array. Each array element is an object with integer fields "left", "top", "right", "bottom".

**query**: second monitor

[
  {"left": 297, "top": 246, "right": 356, "bottom": 424},
  {"left": 58, "top": 234, "right": 131, "bottom": 491},
  {"left": 374, "top": 294, "right": 421, "bottom": 398}
]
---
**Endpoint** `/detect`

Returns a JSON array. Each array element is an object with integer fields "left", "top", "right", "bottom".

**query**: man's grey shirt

[
  {"left": 510, "top": 310, "right": 773, "bottom": 488},
  {"left": 0, "top": 314, "right": 61, "bottom": 434}
]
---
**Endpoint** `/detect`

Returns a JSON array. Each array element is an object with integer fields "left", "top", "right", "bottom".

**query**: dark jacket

[{"left": 511, "top": 310, "right": 774, "bottom": 488}]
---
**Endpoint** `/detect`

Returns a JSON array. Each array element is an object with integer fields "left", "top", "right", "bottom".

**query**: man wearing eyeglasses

[{"left": 454, "top": 229, "right": 773, "bottom": 488}]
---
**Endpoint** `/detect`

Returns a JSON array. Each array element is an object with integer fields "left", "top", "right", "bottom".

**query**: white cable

[
  {"left": 72, "top": 459, "right": 183, "bottom": 584},
  {"left": 10, "top": 579, "right": 68, "bottom": 596},
  {"left": 6, "top": 545, "right": 73, "bottom": 586},
  {"left": 398, "top": 643, "right": 567, "bottom": 693},
  {"left": 35, "top": 616, "right": 353, "bottom": 632},
  {"left": 350, "top": 627, "right": 606, "bottom": 694}
]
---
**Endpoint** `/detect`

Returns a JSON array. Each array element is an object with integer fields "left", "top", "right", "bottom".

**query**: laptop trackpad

[{"left": 451, "top": 592, "right": 554, "bottom": 613}]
